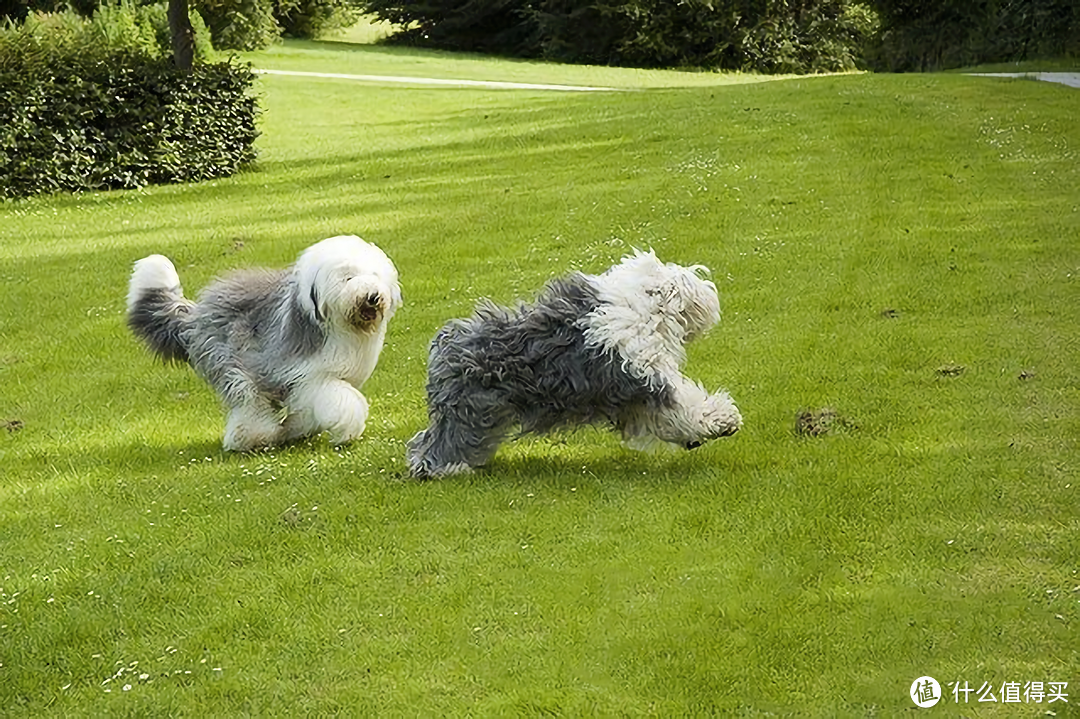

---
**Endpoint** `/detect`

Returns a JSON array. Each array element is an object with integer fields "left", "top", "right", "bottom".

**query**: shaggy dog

[
  {"left": 407, "top": 250, "right": 741, "bottom": 478},
  {"left": 127, "top": 235, "right": 401, "bottom": 451}
]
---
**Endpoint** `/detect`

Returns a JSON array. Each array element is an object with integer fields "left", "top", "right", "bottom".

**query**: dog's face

[
  {"left": 295, "top": 235, "right": 402, "bottom": 334},
  {"left": 656, "top": 262, "right": 720, "bottom": 341}
]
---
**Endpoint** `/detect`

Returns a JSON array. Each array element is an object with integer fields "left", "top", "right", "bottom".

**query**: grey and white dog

[
  {"left": 127, "top": 235, "right": 401, "bottom": 451},
  {"left": 407, "top": 250, "right": 741, "bottom": 478}
]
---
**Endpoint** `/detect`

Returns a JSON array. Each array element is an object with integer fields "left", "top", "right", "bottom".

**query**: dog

[
  {"left": 126, "top": 235, "right": 401, "bottom": 451},
  {"left": 406, "top": 250, "right": 741, "bottom": 478}
]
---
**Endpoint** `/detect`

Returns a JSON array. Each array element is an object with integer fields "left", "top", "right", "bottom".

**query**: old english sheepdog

[
  {"left": 126, "top": 235, "right": 401, "bottom": 451},
  {"left": 407, "top": 250, "right": 741, "bottom": 478}
]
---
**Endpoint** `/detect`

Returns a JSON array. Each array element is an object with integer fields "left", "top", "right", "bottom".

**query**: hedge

[
  {"left": 0, "top": 59, "right": 259, "bottom": 198},
  {"left": 0, "top": 6, "right": 258, "bottom": 199}
]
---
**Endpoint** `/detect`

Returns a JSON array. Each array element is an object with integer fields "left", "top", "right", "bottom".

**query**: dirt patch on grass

[
  {"left": 3, "top": 418, "right": 24, "bottom": 433},
  {"left": 795, "top": 408, "right": 855, "bottom": 437},
  {"left": 936, "top": 364, "right": 966, "bottom": 377}
]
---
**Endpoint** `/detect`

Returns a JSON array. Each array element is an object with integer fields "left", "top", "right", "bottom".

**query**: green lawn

[{"left": 1, "top": 35, "right": 1078, "bottom": 716}]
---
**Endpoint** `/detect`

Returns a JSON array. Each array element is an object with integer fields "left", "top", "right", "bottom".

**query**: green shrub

[
  {"left": 195, "top": 0, "right": 281, "bottom": 50},
  {"left": 274, "top": 0, "right": 362, "bottom": 39},
  {"left": 0, "top": 0, "right": 97, "bottom": 23},
  {"left": 0, "top": 6, "right": 258, "bottom": 199},
  {"left": 0, "top": 2, "right": 213, "bottom": 70},
  {"left": 368, "top": 0, "right": 533, "bottom": 54}
]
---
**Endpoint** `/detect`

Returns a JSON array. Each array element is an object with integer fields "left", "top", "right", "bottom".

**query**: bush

[
  {"left": 0, "top": 6, "right": 258, "bottom": 198},
  {"left": 536, "top": 0, "right": 876, "bottom": 72},
  {"left": 0, "top": 1, "right": 213, "bottom": 69},
  {"left": 0, "top": 0, "right": 97, "bottom": 23},
  {"left": 362, "top": 0, "right": 878, "bottom": 73},
  {"left": 369, "top": 0, "right": 534, "bottom": 54},
  {"left": 195, "top": 0, "right": 281, "bottom": 50},
  {"left": 274, "top": 0, "right": 362, "bottom": 39}
]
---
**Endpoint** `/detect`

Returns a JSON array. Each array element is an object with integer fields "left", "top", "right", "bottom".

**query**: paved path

[
  {"left": 968, "top": 72, "right": 1080, "bottom": 88},
  {"left": 255, "top": 69, "right": 617, "bottom": 92}
]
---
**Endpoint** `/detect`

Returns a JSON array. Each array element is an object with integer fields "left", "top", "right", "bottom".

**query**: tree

[{"left": 168, "top": 0, "right": 196, "bottom": 69}]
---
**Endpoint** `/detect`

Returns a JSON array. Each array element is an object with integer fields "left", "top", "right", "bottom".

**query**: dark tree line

[
  {"left": 2, "top": 0, "right": 1075, "bottom": 71},
  {"left": 358, "top": 0, "right": 1078, "bottom": 72},
  {"left": 360, "top": 0, "right": 879, "bottom": 73},
  {"left": 868, "top": 0, "right": 1079, "bottom": 71}
]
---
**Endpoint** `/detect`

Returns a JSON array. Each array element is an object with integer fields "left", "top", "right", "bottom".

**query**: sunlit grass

[
  {"left": 244, "top": 31, "right": 809, "bottom": 89},
  {"left": 0, "top": 38, "right": 1077, "bottom": 716}
]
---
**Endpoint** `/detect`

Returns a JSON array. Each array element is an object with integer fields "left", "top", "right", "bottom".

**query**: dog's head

[
  {"left": 605, "top": 249, "right": 721, "bottom": 342},
  {"left": 294, "top": 235, "right": 402, "bottom": 334}
]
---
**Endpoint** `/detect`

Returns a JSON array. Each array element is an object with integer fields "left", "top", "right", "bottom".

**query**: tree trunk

[{"left": 168, "top": 0, "right": 196, "bottom": 70}]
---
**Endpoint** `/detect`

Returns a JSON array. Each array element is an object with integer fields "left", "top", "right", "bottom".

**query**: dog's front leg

[
  {"left": 664, "top": 377, "right": 741, "bottom": 445},
  {"left": 285, "top": 380, "right": 369, "bottom": 445},
  {"left": 622, "top": 376, "right": 741, "bottom": 448},
  {"left": 224, "top": 402, "right": 288, "bottom": 451}
]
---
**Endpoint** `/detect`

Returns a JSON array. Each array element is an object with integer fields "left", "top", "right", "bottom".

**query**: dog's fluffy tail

[{"left": 126, "top": 254, "right": 195, "bottom": 363}]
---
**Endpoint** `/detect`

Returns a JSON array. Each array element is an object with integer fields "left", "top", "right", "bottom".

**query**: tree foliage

[
  {"left": 1, "top": 0, "right": 362, "bottom": 50},
  {"left": 865, "top": 0, "right": 1080, "bottom": 70},
  {"left": 195, "top": 0, "right": 361, "bottom": 49},
  {"left": 361, "top": 0, "right": 879, "bottom": 72},
  {"left": 274, "top": 0, "right": 363, "bottom": 40}
]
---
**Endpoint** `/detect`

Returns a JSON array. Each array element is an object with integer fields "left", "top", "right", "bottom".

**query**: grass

[
  {"left": 247, "top": 20, "right": 808, "bottom": 89},
  {"left": 1, "top": 33, "right": 1079, "bottom": 716}
]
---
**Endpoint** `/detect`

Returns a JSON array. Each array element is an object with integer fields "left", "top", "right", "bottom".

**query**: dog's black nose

[
  {"left": 364, "top": 292, "right": 381, "bottom": 307},
  {"left": 685, "top": 440, "right": 703, "bottom": 450}
]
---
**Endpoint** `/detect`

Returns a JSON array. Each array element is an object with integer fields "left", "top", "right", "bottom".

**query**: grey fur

[
  {"left": 129, "top": 268, "right": 324, "bottom": 411},
  {"left": 407, "top": 274, "right": 676, "bottom": 478},
  {"left": 126, "top": 288, "right": 195, "bottom": 363}
]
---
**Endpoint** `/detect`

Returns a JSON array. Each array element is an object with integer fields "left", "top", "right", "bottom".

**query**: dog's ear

[
  {"left": 296, "top": 264, "right": 326, "bottom": 324},
  {"left": 309, "top": 284, "right": 324, "bottom": 322}
]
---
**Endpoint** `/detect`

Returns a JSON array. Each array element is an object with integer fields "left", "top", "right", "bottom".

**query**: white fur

[
  {"left": 127, "top": 254, "right": 183, "bottom": 314},
  {"left": 581, "top": 249, "right": 721, "bottom": 387},
  {"left": 233, "top": 235, "right": 401, "bottom": 450},
  {"left": 582, "top": 249, "right": 740, "bottom": 447}
]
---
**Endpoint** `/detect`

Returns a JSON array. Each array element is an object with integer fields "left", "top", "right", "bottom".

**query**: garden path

[{"left": 969, "top": 72, "right": 1080, "bottom": 88}]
